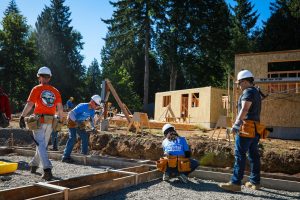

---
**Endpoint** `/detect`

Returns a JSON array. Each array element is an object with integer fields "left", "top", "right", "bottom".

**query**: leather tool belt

[
  {"left": 240, "top": 120, "right": 270, "bottom": 139},
  {"left": 156, "top": 155, "right": 191, "bottom": 172}
]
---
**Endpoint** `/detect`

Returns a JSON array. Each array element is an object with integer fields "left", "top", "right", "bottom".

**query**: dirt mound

[{"left": 1, "top": 128, "right": 300, "bottom": 174}]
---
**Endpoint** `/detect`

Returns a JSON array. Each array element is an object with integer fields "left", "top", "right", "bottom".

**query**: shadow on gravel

[
  {"left": 93, "top": 178, "right": 299, "bottom": 200},
  {"left": 259, "top": 188, "right": 300, "bottom": 199}
]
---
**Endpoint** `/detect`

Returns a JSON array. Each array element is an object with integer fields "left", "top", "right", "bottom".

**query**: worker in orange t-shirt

[{"left": 19, "top": 66, "right": 63, "bottom": 181}]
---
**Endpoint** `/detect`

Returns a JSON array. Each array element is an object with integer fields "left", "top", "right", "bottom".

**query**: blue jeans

[
  {"left": 51, "top": 131, "right": 58, "bottom": 149},
  {"left": 165, "top": 158, "right": 199, "bottom": 176},
  {"left": 62, "top": 128, "right": 89, "bottom": 159},
  {"left": 231, "top": 133, "right": 260, "bottom": 185}
]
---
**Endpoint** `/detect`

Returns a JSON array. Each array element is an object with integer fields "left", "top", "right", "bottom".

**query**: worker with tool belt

[
  {"left": 157, "top": 124, "right": 199, "bottom": 183},
  {"left": 19, "top": 66, "right": 63, "bottom": 181},
  {"left": 220, "top": 69, "right": 269, "bottom": 192},
  {"left": 61, "top": 95, "right": 102, "bottom": 163}
]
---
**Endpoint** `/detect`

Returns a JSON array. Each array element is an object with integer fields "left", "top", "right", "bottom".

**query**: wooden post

[{"left": 105, "top": 79, "right": 131, "bottom": 123}]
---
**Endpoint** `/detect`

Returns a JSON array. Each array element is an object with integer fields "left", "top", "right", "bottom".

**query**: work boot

[
  {"left": 245, "top": 182, "right": 261, "bottom": 190},
  {"left": 178, "top": 174, "right": 189, "bottom": 183},
  {"left": 42, "top": 168, "right": 53, "bottom": 181},
  {"left": 219, "top": 182, "right": 241, "bottom": 192},
  {"left": 163, "top": 173, "right": 170, "bottom": 181},
  {"left": 30, "top": 166, "right": 38, "bottom": 174},
  {"left": 61, "top": 157, "right": 74, "bottom": 163}
]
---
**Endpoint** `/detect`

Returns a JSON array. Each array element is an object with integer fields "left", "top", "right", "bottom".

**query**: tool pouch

[
  {"left": 156, "top": 157, "right": 168, "bottom": 172},
  {"left": 255, "top": 123, "right": 270, "bottom": 139},
  {"left": 25, "top": 115, "right": 40, "bottom": 130},
  {"left": 78, "top": 122, "right": 86, "bottom": 130},
  {"left": 167, "top": 156, "right": 178, "bottom": 168},
  {"left": 240, "top": 120, "right": 255, "bottom": 138},
  {"left": 41, "top": 115, "right": 54, "bottom": 124},
  {"left": 52, "top": 116, "right": 63, "bottom": 132},
  {"left": 67, "top": 118, "right": 77, "bottom": 128},
  {"left": 177, "top": 157, "right": 191, "bottom": 172}
]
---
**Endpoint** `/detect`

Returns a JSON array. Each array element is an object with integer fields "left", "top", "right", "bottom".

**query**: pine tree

[
  {"left": 102, "top": 0, "right": 160, "bottom": 112},
  {"left": 230, "top": 0, "right": 260, "bottom": 53},
  {"left": 260, "top": 0, "right": 300, "bottom": 51},
  {"left": 86, "top": 59, "right": 102, "bottom": 96},
  {"left": 0, "top": 0, "right": 37, "bottom": 111},
  {"left": 35, "top": 0, "right": 85, "bottom": 102}
]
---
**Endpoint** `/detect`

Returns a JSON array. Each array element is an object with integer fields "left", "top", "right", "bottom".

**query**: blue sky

[{"left": 0, "top": 0, "right": 274, "bottom": 67}]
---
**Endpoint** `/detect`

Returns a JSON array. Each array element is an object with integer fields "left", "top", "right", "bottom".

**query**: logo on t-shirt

[{"left": 40, "top": 90, "right": 56, "bottom": 107}]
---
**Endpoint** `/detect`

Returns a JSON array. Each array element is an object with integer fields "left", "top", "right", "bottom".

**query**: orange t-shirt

[{"left": 27, "top": 84, "right": 62, "bottom": 115}]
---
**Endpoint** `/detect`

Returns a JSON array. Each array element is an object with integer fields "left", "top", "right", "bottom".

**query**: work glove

[
  {"left": 231, "top": 119, "right": 243, "bottom": 134},
  {"left": 91, "top": 127, "right": 98, "bottom": 134},
  {"left": 19, "top": 116, "right": 26, "bottom": 129}
]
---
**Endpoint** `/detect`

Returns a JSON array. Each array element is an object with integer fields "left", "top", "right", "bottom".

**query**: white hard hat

[
  {"left": 37, "top": 66, "right": 52, "bottom": 77},
  {"left": 162, "top": 123, "right": 175, "bottom": 135},
  {"left": 236, "top": 70, "right": 254, "bottom": 82},
  {"left": 91, "top": 95, "right": 101, "bottom": 106}
]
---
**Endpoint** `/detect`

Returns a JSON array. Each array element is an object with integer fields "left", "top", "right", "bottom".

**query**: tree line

[{"left": 0, "top": 0, "right": 299, "bottom": 114}]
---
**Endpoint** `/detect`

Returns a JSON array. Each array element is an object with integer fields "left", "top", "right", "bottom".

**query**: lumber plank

[
  {"left": 0, "top": 185, "right": 54, "bottom": 200},
  {"left": 68, "top": 176, "right": 136, "bottom": 200}
]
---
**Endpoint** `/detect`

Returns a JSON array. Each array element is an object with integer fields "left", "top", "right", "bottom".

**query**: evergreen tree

[
  {"left": 35, "top": 0, "right": 85, "bottom": 102},
  {"left": 100, "top": 44, "right": 142, "bottom": 111},
  {"left": 230, "top": 0, "right": 260, "bottom": 54},
  {"left": 102, "top": 0, "right": 160, "bottom": 112},
  {"left": 86, "top": 59, "right": 102, "bottom": 96},
  {"left": 0, "top": 0, "right": 37, "bottom": 111},
  {"left": 155, "top": 0, "right": 231, "bottom": 89},
  {"left": 260, "top": 0, "right": 300, "bottom": 51}
]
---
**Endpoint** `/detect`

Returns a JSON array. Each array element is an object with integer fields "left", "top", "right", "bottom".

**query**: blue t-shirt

[
  {"left": 238, "top": 87, "right": 261, "bottom": 122},
  {"left": 162, "top": 136, "right": 189, "bottom": 156},
  {"left": 66, "top": 100, "right": 74, "bottom": 109},
  {"left": 72, "top": 103, "right": 95, "bottom": 123}
]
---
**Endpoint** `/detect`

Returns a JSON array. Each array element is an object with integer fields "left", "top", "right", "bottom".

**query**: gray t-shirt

[{"left": 238, "top": 87, "right": 261, "bottom": 122}]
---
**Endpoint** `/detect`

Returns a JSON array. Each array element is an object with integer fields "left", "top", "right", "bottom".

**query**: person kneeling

[{"left": 157, "top": 124, "right": 199, "bottom": 183}]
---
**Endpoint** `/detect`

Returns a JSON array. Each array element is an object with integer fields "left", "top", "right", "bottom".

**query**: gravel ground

[
  {"left": 0, "top": 154, "right": 107, "bottom": 190},
  {"left": 1, "top": 155, "right": 300, "bottom": 200},
  {"left": 91, "top": 178, "right": 300, "bottom": 200}
]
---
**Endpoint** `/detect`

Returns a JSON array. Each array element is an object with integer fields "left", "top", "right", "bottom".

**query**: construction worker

[
  {"left": 19, "top": 66, "right": 63, "bottom": 181},
  {"left": 61, "top": 95, "right": 101, "bottom": 163},
  {"left": 65, "top": 96, "right": 75, "bottom": 111},
  {"left": 161, "top": 124, "right": 199, "bottom": 183},
  {"left": 219, "top": 70, "right": 262, "bottom": 192},
  {"left": 0, "top": 87, "right": 11, "bottom": 128}
]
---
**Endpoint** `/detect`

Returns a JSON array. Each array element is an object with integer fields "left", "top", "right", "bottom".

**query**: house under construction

[
  {"left": 235, "top": 49, "right": 300, "bottom": 139},
  {"left": 154, "top": 87, "right": 227, "bottom": 129}
]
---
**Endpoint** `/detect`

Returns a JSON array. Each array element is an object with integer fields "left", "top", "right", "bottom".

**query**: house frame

[{"left": 154, "top": 87, "right": 227, "bottom": 129}]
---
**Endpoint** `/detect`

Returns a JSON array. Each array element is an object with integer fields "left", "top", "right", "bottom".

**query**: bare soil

[{"left": 1, "top": 120, "right": 300, "bottom": 176}]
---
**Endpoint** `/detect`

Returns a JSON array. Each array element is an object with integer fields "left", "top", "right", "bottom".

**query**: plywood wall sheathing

[
  {"left": 235, "top": 49, "right": 300, "bottom": 127},
  {"left": 154, "top": 87, "right": 227, "bottom": 128}
]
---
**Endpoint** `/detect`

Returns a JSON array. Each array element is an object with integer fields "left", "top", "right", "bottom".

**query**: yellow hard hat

[{"left": 70, "top": 97, "right": 74, "bottom": 101}]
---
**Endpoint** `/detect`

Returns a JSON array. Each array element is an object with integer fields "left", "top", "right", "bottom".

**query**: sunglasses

[{"left": 39, "top": 74, "right": 51, "bottom": 78}]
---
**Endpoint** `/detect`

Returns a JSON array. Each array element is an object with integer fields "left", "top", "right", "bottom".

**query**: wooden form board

[{"left": 0, "top": 165, "right": 161, "bottom": 200}]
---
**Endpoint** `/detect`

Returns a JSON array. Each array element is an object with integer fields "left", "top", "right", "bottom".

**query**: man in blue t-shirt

[
  {"left": 65, "top": 97, "right": 75, "bottom": 111},
  {"left": 162, "top": 124, "right": 199, "bottom": 183},
  {"left": 62, "top": 95, "right": 102, "bottom": 163},
  {"left": 220, "top": 70, "right": 262, "bottom": 192}
]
